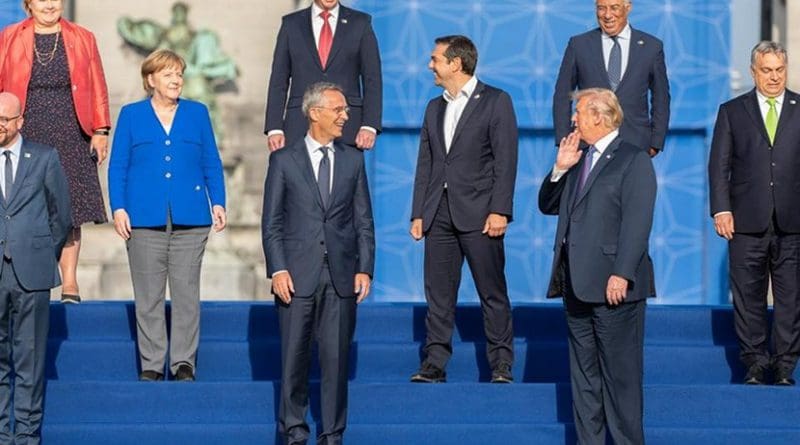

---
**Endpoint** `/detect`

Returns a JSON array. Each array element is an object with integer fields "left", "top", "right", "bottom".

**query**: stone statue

[{"left": 118, "top": 2, "right": 238, "bottom": 144}]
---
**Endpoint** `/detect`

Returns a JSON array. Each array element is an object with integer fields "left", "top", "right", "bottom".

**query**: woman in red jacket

[{"left": 0, "top": 0, "right": 111, "bottom": 303}]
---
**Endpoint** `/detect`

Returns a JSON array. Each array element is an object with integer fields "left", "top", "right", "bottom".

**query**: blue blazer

[
  {"left": 262, "top": 139, "right": 375, "bottom": 298},
  {"left": 108, "top": 98, "right": 225, "bottom": 227},
  {"left": 539, "top": 137, "right": 657, "bottom": 303},
  {"left": 553, "top": 27, "right": 670, "bottom": 151},
  {"left": 411, "top": 81, "right": 518, "bottom": 232},
  {"left": 0, "top": 140, "right": 72, "bottom": 290},
  {"left": 264, "top": 5, "right": 382, "bottom": 147}
]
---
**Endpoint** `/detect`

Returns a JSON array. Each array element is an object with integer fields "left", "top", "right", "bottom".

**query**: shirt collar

[
  {"left": 1, "top": 135, "right": 22, "bottom": 158},
  {"left": 592, "top": 129, "right": 619, "bottom": 155},
  {"left": 602, "top": 23, "right": 631, "bottom": 41},
  {"left": 443, "top": 76, "right": 478, "bottom": 103},
  {"left": 312, "top": 2, "right": 339, "bottom": 19},
  {"left": 305, "top": 133, "right": 336, "bottom": 157},
  {"left": 756, "top": 89, "right": 785, "bottom": 106}
]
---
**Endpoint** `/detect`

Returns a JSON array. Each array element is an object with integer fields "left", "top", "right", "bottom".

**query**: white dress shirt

[
  {"left": 551, "top": 129, "right": 619, "bottom": 182},
  {"left": 0, "top": 135, "right": 22, "bottom": 198},
  {"left": 756, "top": 89, "right": 785, "bottom": 122},
  {"left": 602, "top": 24, "right": 631, "bottom": 80},
  {"left": 443, "top": 76, "right": 478, "bottom": 152},
  {"left": 305, "top": 133, "right": 334, "bottom": 193}
]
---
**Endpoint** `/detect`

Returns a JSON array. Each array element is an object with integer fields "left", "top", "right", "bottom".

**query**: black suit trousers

[
  {"left": 421, "top": 191, "right": 514, "bottom": 371},
  {"left": 728, "top": 220, "right": 800, "bottom": 373},
  {"left": 277, "top": 261, "right": 356, "bottom": 445}
]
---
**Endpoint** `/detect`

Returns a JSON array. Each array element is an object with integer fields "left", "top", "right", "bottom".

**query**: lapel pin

[
  {"left": 791, "top": 100, "right": 797, "bottom": 105},
  {"left": 24, "top": 152, "right": 31, "bottom": 158},
  {"left": 606, "top": 154, "right": 611, "bottom": 159},
  {"left": 341, "top": 19, "right": 348, "bottom": 24},
  {"left": 474, "top": 94, "right": 480, "bottom": 99},
  {"left": 637, "top": 40, "right": 644, "bottom": 45}
]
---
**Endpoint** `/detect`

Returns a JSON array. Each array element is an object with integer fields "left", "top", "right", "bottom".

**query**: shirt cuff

[
  {"left": 713, "top": 211, "right": 732, "bottom": 218},
  {"left": 267, "top": 130, "right": 285, "bottom": 137},
  {"left": 550, "top": 165, "right": 568, "bottom": 182},
  {"left": 271, "top": 270, "right": 288, "bottom": 278},
  {"left": 359, "top": 126, "right": 377, "bottom": 134}
]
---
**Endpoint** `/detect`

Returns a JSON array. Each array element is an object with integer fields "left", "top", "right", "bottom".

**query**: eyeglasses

[
  {"left": 0, "top": 115, "right": 20, "bottom": 126},
  {"left": 314, "top": 106, "right": 350, "bottom": 115}
]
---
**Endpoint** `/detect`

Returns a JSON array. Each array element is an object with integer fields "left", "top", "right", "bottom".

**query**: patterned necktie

[
  {"left": 608, "top": 35, "right": 621, "bottom": 91},
  {"left": 573, "top": 146, "right": 597, "bottom": 205},
  {"left": 318, "top": 146, "right": 331, "bottom": 209},
  {"left": 3, "top": 151, "right": 12, "bottom": 202},
  {"left": 766, "top": 97, "right": 778, "bottom": 144},
  {"left": 318, "top": 11, "right": 333, "bottom": 69}
]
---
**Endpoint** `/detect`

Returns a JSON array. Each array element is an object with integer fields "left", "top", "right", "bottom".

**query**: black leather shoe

[
  {"left": 410, "top": 363, "right": 446, "bottom": 383},
  {"left": 139, "top": 370, "right": 164, "bottom": 381},
  {"left": 174, "top": 364, "right": 195, "bottom": 382},
  {"left": 61, "top": 293, "right": 81, "bottom": 304},
  {"left": 774, "top": 368, "right": 796, "bottom": 386},
  {"left": 744, "top": 365, "right": 766, "bottom": 385},
  {"left": 491, "top": 362, "right": 513, "bottom": 383}
]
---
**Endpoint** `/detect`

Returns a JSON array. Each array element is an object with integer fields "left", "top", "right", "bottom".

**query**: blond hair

[
  {"left": 140, "top": 49, "right": 186, "bottom": 95},
  {"left": 573, "top": 88, "right": 624, "bottom": 130}
]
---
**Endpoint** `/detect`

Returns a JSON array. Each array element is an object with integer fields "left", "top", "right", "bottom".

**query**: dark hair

[{"left": 434, "top": 35, "right": 478, "bottom": 76}]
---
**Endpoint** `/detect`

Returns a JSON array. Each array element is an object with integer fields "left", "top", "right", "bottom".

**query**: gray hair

[
  {"left": 302, "top": 82, "right": 345, "bottom": 117},
  {"left": 751, "top": 41, "right": 787, "bottom": 67},
  {"left": 572, "top": 88, "right": 624, "bottom": 130}
]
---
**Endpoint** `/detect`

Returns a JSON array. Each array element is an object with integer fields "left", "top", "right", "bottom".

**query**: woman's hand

[
  {"left": 113, "top": 209, "right": 131, "bottom": 240},
  {"left": 212, "top": 205, "right": 227, "bottom": 232},
  {"left": 90, "top": 134, "right": 109, "bottom": 165}
]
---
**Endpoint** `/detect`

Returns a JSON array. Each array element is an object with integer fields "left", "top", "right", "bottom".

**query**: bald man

[{"left": 0, "top": 92, "right": 72, "bottom": 444}]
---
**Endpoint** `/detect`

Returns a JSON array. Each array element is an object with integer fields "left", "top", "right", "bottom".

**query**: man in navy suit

[
  {"left": 262, "top": 82, "right": 375, "bottom": 445},
  {"left": 553, "top": 0, "right": 670, "bottom": 156},
  {"left": 0, "top": 92, "right": 72, "bottom": 445},
  {"left": 410, "top": 35, "right": 517, "bottom": 384},
  {"left": 540, "top": 88, "right": 656, "bottom": 444},
  {"left": 265, "top": 0, "right": 382, "bottom": 151},
  {"left": 709, "top": 41, "right": 800, "bottom": 386}
]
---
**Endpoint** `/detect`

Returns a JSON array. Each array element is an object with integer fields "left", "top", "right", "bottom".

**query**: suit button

[
  {"left": 770, "top": 182, "right": 774, "bottom": 186},
  {"left": 4, "top": 215, "right": 9, "bottom": 220},
  {"left": 165, "top": 156, "right": 172, "bottom": 162},
  {"left": 320, "top": 241, "right": 325, "bottom": 245},
  {"left": 165, "top": 140, "right": 171, "bottom": 146},
  {"left": 772, "top": 162, "right": 776, "bottom": 167},
  {"left": 165, "top": 172, "right": 172, "bottom": 179}
]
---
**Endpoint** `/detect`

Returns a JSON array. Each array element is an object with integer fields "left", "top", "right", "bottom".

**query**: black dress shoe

[
  {"left": 61, "top": 293, "right": 81, "bottom": 304},
  {"left": 744, "top": 365, "right": 766, "bottom": 385},
  {"left": 139, "top": 370, "right": 164, "bottom": 381},
  {"left": 491, "top": 362, "right": 513, "bottom": 383},
  {"left": 410, "top": 363, "right": 446, "bottom": 383},
  {"left": 174, "top": 364, "right": 195, "bottom": 382},
  {"left": 774, "top": 368, "right": 796, "bottom": 386}
]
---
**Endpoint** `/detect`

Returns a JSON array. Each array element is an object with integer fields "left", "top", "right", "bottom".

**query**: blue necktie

[
  {"left": 317, "top": 147, "right": 330, "bottom": 209},
  {"left": 3, "top": 151, "right": 12, "bottom": 203},
  {"left": 573, "top": 146, "right": 596, "bottom": 207},
  {"left": 608, "top": 35, "right": 621, "bottom": 91}
]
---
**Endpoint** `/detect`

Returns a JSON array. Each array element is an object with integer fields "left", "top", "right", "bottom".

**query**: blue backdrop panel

[
  {"left": 0, "top": 1, "right": 23, "bottom": 26},
  {"left": 351, "top": 0, "right": 732, "bottom": 304}
]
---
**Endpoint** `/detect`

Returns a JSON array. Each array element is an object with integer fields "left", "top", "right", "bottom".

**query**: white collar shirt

[
  {"left": 442, "top": 76, "right": 478, "bottom": 152},
  {"left": 305, "top": 133, "right": 335, "bottom": 193}
]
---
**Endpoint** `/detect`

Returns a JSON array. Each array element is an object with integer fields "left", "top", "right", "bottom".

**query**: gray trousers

[
  {"left": 0, "top": 258, "right": 49, "bottom": 445},
  {"left": 127, "top": 223, "right": 209, "bottom": 376}
]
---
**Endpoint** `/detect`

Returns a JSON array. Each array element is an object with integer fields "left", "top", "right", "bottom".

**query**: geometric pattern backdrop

[{"left": 350, "top": 0, "right": 733, "bottom": 304}]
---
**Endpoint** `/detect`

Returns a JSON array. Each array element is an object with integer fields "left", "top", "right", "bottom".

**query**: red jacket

[{"left": 0, "top": 17, "right": 110, "bottom": 135}]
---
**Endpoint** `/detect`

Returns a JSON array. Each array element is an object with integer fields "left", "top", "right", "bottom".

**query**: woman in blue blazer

[{"left": 108, "top": 49, "right": 226, "bottom": 382}]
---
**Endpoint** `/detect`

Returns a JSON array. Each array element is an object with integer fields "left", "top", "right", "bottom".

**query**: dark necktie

[
  {"left": 3, "top": 150, "right": 12, "bottom": 202},
  {"left": 318, "top": 11, "right": 333, "bottom": 69},
  {"left": 608, "top": 35, "right": 621, "bottom": 91},
  {"left": 573, "top": 146, "right": 597, "bottom": 206},
  {"left": 318, "top": 146, "right": 331, "bottom": 209}
]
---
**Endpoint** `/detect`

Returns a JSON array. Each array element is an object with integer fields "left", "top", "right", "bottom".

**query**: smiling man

[
  {"left": 709, "top": 41, "right": 800, "bottom": 387},
  {"left": 553, "top": 0, "right": 670, "bottom": 157},
  {"left": 262, "top": 82, "right": 374, "bottom": 445}
]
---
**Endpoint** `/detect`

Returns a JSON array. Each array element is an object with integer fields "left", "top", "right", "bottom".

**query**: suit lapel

[
  {"left": 449, "top": 81, "right": 486, "bottom": 151},
  {"left": 743, "top": 90, "right": 771, "bottom": 145},
  {"left": 300, "top": 7, "right": 324, "bottom": 71},
  {"left": 774, "top": 91, "right": 799, "bottom": 144},
  {"left": 434, "top": 98, "right": 447, "bottom": 157},
  {"left": 592, "top": 29, "right": 610, "bottom": 88},
  {"left": 6, "top": 142, "right": 33, "bottom": 207},
  {"left": 325, "top": 6, "right": 351, "bottom": 69},
  {"left": 328, "top": 143, "right": 348, "bottom": 213},
  {"left": 616, "top": 28, "right": 642, "bottom": 90},
  {"left": 574, "top": 137, "right": 620, "bottom": 208},
  {"left": 289, "top": 140, "right": 325, "bottom": 211}
]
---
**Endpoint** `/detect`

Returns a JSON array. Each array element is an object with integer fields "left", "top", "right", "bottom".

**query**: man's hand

[
  {"left": 714, "top": 213, "right": 735, "bottom": 240},
  {"left": 212, "top": 205, "right": 227, "bottom": 232},
  {"left": 648, "top": 147, "right": 660, "bottom": 157},
  {"left": 355, "top": 129, "right": 376, "bottom": 150},
  {"left": 606, "top": 274, "right": 628, "bottom": 306},
  {"left": 482, "top": 213, "right": 508, "bottom": 238},
  {"left": 410, "top": 218, "right": 423, "bottom": 241},
  {"left": 354, "top": 273, "right": 371, "bottom": 303},
  {"left": 267, "top": 134, "right": 286, "bottom": 152},
  {"left": 555, "top": 130, "right": 582, "bottom": 171},
  {"left": 272, "top": 271, "right": 295, "bottom": 304},
  {"left": 90, "top": 134, "right": 109, "bottom": 165},
  {"left": 112, "top": 209, "right": 131, "bottom": 240}
]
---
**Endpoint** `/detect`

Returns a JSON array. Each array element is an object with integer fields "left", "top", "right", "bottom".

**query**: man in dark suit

[
  {"left": 265, "top": 0, "right": 382, "bottom": 151},
  {"left": 539, "top": 88, "right": 656, "bottom": 444},
  {"left": 262, "top": 82, "right": 375, "bottom": 445},
  {"left": 409, "top": 35, "right": 517, "bottom": 384},
  {"left": 553, "top": 0, "right": 670, "bottom": 156},
  {"left": 708, "top": 41, "right": 800, "bottom": 386},
  {"left": 0, "top": 92, "right": 72, "bottom": 445}
]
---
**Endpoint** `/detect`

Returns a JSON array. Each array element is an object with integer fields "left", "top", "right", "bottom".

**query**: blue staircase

[{"left": 41, "top": 303, "right": 800, "bottom": 444}]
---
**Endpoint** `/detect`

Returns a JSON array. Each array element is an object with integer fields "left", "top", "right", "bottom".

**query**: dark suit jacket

[
  {"left": 262, "top": 138, "right": 375, "bottom": 297},
  {"left": 553, "top": 27, "right": 670, "bottom": 151},
  {"left": 708, "top": 89, "right": 800, "bottom": 233},
  {"left": 539, "top": 137, "right": 656, "bottom": 303},
  {"left": 0, "top": 140, "right": 72, "bottom": 290},
  {"left": 411, "top": 81, "right": 518, "bottom": 232},
  {"left": 264, "top": 5, "right": 382, "bottom": 147}
]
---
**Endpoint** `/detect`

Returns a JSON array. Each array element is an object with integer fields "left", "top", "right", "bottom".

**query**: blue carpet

[{"left": 39, "top": 302, "right": 800, "bottom": 444}]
